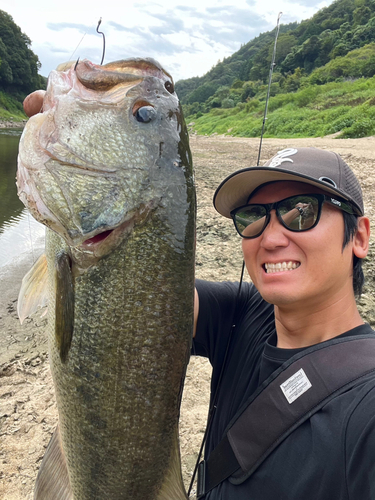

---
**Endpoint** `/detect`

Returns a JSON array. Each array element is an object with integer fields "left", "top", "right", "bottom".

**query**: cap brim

[{"left": 213, "top": 167, "right": 363, "bottom": 218}]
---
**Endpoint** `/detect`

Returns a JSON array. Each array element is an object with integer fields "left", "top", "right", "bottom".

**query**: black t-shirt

[{"left": 193, "top": 279, "right": 375, "bottom": 500}]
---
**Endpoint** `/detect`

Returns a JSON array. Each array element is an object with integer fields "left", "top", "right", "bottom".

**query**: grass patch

[
  {"left": 187, "top": 77, "right": 375, "bottom": 139},
  {"left": 0, "top": 92, "right": 27, "bottom": 122}
]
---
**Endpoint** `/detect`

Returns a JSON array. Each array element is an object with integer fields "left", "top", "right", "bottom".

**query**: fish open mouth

[
  {"left": 83, "top": 229, "right": 114, "bottom": 246},
  {"left": 69, "top": 203, "right": 156, "bottom": 269},
  {"left": 79, "top": 217, "right": 136, "bottom": 253},
  {"left": 70, "top": 218, "right": 136, "bottom": 268}
]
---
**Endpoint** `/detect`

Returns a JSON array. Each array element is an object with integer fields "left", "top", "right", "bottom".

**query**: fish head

[{"left": 17, "top": 58, "right": 193, "bottom": 267}]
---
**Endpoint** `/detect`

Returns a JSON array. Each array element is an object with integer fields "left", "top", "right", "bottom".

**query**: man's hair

[{"left": 343, "top": 212, "right": 364, "bottom": 297}]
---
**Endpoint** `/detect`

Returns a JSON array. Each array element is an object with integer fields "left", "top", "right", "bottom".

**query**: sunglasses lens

[
  {"left": 234, "top": 206, "right": 267, "bottom": 237},
  {"left": 278, "top": 195, "right": 320, "bottom": 230},
  {"left": 232, "top": 195, "right": 323, "bottom": 238}
]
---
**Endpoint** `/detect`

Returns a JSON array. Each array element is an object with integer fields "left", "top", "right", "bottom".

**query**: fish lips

[
  {"left": 67, "top": 201, "right": 156, "bottom": 266},
  {"left": 79, "top": 215, "right": 136, "bottom": 253}
]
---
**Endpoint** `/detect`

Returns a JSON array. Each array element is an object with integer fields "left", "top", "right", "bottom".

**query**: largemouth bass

[{"left": 17, "top": 58, "right": 195, "bottom": 500}]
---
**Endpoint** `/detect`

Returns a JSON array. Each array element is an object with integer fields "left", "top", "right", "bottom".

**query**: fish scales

[
  {"left": 46, "top": 216, "right": 194, "bottom": 498},
  {"left": 17, "top": 57, "right": 195, "bottom": 499}
]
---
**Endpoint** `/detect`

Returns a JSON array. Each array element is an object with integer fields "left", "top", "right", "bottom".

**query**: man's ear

[{"left": 353, "top": 217, "right": 370, "bottom": 259}]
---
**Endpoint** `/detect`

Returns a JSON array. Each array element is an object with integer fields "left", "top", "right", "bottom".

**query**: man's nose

[{"left": 260, "top": 210, "right": 290, "bottom": 249}]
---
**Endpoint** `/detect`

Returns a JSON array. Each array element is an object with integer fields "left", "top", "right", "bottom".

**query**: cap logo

[{"left": 268, "top": 148, "right": 298, "bottom": 168}]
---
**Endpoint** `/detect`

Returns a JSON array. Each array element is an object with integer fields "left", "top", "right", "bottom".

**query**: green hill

[
  {"left": 0, "top": 10, "right": 46, "bottom": 121},
  {"left": 177, "top": 0, "right": 375, "bottom": 138}
]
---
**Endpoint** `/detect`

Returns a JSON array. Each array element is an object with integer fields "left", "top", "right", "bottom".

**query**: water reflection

[
  {"left": 0, "top": 130, "right": 45, "bottom": 267},
  {"left": 0, "top": 209, "right": 45, "bottom": 267},
  {"left": 0, "top": 130, "right": 24, "bottom": 229}
]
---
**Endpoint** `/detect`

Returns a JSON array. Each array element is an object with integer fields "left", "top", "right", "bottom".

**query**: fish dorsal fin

[
  {"left": 17, "top": 253, "right": 49, "bottom": 325},
  {"left": 157, "top": 426, "right": 188, "bottom": 500},
  {"left": 34, "top": 425, "right": 73, "bottom": 500}
]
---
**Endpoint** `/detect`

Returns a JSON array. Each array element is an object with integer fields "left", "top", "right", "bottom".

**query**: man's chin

[{"left": 257, "top": 288, "right": 301, "bottom": 307}]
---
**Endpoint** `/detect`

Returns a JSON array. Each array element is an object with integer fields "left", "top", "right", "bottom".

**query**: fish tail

[
  {"left": 156, "top": 426, "right": 188, "bottom": 500},
  {"left": 34, "top": 424, "right": 73, "bottom": 500}
]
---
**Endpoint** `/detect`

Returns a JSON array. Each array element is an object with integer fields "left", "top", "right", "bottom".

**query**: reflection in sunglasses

[
  {"left": 242, "top": 215, "right": 266, "bottom": 237},
  {"left": 299, "top": 203, "right": 315, "bottom": 229},
  {"left": 231, "top": 193, "right": 355, "bottom": 239},
  {"left": 241, "top": 204, "right": 317, "bottom": 237},
  {"left": 282, "top": 203, "right": 315, "bottom": 230}
]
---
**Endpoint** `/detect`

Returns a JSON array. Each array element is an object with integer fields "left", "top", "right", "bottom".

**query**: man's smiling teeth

[{"left": 265, "top": 261, "right": 300, "bottom": 273}]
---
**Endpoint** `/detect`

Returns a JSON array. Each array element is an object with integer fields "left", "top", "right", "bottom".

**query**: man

[{"left": 193, "top": 147, "right": 374, "bottom": 499}]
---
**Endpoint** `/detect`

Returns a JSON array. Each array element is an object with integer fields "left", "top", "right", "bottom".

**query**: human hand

[{"left": 23, "top": 90, "right": 46, "bottom": 117}]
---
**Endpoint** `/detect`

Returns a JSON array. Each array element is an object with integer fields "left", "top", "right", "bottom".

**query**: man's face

[{"left": 241, "top": 181, "right": 356, "bottom": 311}]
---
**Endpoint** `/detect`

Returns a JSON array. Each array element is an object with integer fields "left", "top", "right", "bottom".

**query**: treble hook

[{"left": 96, "top": 17, "right": 106, "bottom": 65}]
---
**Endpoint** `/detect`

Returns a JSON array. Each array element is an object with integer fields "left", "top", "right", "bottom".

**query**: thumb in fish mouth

[{"left": 23, "top": 90, "right": 46, "bottom": 117}]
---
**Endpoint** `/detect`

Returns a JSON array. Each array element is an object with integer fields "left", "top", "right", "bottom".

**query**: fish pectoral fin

[
  {"left": 55, "top": 251, "right": 74, "bottom": 363},
  {"left": 34, "top": 424, "right": 73, "bottom": 500},
  {"left": 17, "top": 253, "right": 49, "bottom": 325},
  {"left": 157, "top": 426, "right": 188, "bottom": 500}
]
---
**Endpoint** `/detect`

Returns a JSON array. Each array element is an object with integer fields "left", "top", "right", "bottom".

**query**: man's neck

[{"left": 274, "top": 294, "right": 364, "bottom": 349}]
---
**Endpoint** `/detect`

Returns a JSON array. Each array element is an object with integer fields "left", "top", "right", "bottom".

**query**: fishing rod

[
  {"left": 187, "top": 12, "right": 283, "bottom": 498},
  {"left": 257, "top": 11, "right": 282, "bottom": 166}
]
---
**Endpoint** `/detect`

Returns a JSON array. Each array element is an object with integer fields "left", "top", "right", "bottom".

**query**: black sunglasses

[{"left": 230, "top": 193, "right": 356, "bottom": 239}]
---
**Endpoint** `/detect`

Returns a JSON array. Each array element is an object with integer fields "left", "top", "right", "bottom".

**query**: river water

[{"left": 0, "top": 129, "right": 45, "bottom": 268}]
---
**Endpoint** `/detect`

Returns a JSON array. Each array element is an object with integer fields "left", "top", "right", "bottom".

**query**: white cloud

[{"left": 2, "top": 0, "right": 334, "bottom": 81}]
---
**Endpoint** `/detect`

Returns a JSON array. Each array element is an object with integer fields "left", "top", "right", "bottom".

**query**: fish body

[{"left": 17, "top": 58, "right": 195, "bottom": 499}]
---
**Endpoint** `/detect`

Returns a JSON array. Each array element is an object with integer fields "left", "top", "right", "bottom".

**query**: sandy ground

[{"left": 2, "top": 135, "right": 375, "bottom": 499}]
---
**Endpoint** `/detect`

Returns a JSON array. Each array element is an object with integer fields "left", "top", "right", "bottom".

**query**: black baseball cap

[{"left": 213, "top": 147, "right": 364, "bottom": 217}]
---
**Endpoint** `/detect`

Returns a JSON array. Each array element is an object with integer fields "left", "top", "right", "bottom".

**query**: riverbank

[
  {"left": 1, "top": 135, "right": 375, "bottom": 499},
  {"left": 0, "top": 120, "right": 25, "bottom": 129}
]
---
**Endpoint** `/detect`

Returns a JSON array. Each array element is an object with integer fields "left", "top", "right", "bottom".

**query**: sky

[{"left": 4, "top": 0, "right": 334, "bottom": 82}]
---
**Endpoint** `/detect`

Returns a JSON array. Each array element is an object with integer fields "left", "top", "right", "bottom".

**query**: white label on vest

[{"left": 280, "top": 368, "right": 312, "bottom": 404}]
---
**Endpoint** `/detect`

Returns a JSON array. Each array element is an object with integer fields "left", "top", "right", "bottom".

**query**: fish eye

[
  {"left": 164, "top": 81, "right": 174, "bottom": 94},
  {"left": 133, "top": 105, "right": 156, "bottom": 123}
]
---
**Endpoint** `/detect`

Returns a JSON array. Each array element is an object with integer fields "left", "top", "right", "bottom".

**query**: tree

[
  {"left": 187, "top": 82, "right": 218, "bottom": 104},
  {"left": 0, "top": 10, "right": 42, "bottom": 95},
  {"left": 353, "top": 5, "right": 372, "bottom": 25},
  {"left": 273, "top": 34, "right": 297, "bottom": 66}
]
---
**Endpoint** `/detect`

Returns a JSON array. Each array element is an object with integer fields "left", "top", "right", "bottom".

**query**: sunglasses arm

[{"left": 324, "top": 196, "right": 356, "bottom": 215}]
